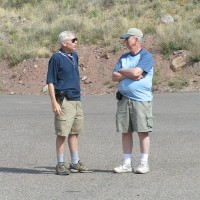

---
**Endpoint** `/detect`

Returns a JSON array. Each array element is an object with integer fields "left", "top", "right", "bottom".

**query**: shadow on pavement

[
  {"left": 0, "top": 167, "right": 114, "bottom": 174},
  {"left": 92, "top": 169, "right": 114, "bottom": 173},
  {"left": 0, "top": 167, "right": 55, "bottom": 174}
]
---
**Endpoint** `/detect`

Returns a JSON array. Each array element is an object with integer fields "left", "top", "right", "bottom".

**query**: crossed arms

[{"left": 112, "top": 67, "right": 144, "bottom": 82}]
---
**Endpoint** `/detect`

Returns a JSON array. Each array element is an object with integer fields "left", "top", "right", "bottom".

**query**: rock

[
  {"left": 170, "top": 56, "right": 186, "bottom": 72},
  {"left": 173, "top": 50, "right": 191, "bottom": 59},
  {"left": 11, "top": 74, "right": 17, "bottom": 79},
  {"left": 81, "top": 76, "right": 88, "bottom": 81},
  {"left": 84, "top": 79, "right": 92, "bottom": 84},
  {"left": 104, "top": 53, "right": 110, "bottom": 59},
  {"left": 42, "top": 85, "right": 48, "bottom": 93},
  {"left": 193, "top": 62, "right": 200, "bottom": 75},
  {"left": 161, "top": 14, "right": 174, "bottom": 24},
  {"left": 79, "top": 63, "right": 84, "bottom": 68}
]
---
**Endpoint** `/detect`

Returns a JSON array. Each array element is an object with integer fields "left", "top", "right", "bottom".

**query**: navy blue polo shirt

[{"left": 46, "top": 50, "right": 81, "bottom": 100}]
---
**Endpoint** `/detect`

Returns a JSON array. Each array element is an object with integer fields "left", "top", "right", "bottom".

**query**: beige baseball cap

[{"left": 120, "top": 28, "right": 143, "bottom": 39}]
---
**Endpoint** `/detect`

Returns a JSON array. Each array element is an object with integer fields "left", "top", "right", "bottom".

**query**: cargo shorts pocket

[
  {"left": 146, "top": 113, "right": 153, "bottom": 128},
  {"left": 55, "top": 117, "right": 65, "bottom": 132}
]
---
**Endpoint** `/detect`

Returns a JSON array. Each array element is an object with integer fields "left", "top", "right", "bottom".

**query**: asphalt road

[{"left": 0, "top": 93, "right": 200, "bottom": 200}]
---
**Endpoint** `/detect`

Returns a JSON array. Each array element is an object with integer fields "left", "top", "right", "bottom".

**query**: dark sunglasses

[{"left": 71, "top": 38, "right": 78, "bottom": 43}]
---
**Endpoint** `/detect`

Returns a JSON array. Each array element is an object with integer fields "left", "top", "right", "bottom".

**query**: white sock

[
  {"left": 57, "top": 154, "right": 64, "bottom": 164},
  {"left": 140, "top": 153, "right": 148, "bottom": 165},
  {"left": 71, "top": 151, "right": 79, "bottom": 164},
  {"left": 123, "top": 154, "right": 132, "bottom": 165}
]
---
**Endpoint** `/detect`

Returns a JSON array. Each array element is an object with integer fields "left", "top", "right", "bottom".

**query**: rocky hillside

[{"left": 1, "top": 36, "right": 200, "bottom": 96}]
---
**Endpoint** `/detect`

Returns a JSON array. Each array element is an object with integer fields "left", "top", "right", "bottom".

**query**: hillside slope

[{"left": 1, "top": 36, "right": 200, "bottom": 95}]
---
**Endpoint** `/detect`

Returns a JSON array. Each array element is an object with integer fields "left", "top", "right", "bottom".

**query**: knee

[
  {"left": 57, "top": 135, "right": 66, "bottom": 141},
  {"left": 138, "top": 132, "right": 149, "bottom": 138}
]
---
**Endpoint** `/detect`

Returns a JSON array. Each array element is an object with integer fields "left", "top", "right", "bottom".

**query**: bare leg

[
  {"left": 138, "top": 132, "right": 150, "bottom": 154},
  {"left": 68, "top": 134, "right": 78, "bottom": 152},
  {"left": 113, "top": 132, "right": 133, "bottom": 173},
  {"left": 135, "top": 132, "right": 150, "bottom": 173},
  {"left": 56, "top": 135, "right": 66, "bottom": 155},
  {"left": 55, "top": 135, "right": 70, "bottom": 175},
  {"left": 68, "top": 134, "right": 92, "bottom": 172},
  {"left": 68, "top": 134, "right": 81, "bottom": 166},
  {"left": 122, "top": 132, "right": 133, "bottom": 154}
]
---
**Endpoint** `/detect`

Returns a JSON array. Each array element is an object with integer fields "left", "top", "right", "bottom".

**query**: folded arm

[
  {"left": 112, "top": 72, "right": 126, "bottom": 82},
  {"left": 112, "top": 67, "right": 143, "bottom": 82}
]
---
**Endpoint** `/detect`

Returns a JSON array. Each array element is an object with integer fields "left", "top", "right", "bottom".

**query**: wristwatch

[{"left": 118, "top": 68, "right": 121, "bottom": 72}]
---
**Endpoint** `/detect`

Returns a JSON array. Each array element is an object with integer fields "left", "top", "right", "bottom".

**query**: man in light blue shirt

[{"left": 112, "top": 28, "right": 154, "bottom": 174}]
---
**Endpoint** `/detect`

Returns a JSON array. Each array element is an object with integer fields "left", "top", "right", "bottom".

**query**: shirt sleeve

[
  {"left": 46, "top": 55, "right": 59, "bottom": 84},
  {"left": 113, "top": 57, "right": 123, "bottom": 72},
  {"left": 73, "top": 52, "right": 79, "bottom": 68},
  {"left": 137, "top": 51, "right": 154, "bottom": 73}
]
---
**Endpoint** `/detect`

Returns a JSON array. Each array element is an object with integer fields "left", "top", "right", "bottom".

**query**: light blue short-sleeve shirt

[{"left": 113, "top": 48, "right": 154, "bottom": 101}]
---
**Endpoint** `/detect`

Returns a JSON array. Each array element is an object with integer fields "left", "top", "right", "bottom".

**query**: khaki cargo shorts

[
  {"left": 54, "top": 98, "right": 84, "bottom": 136},
  {"left": 116, "top": 97, "right": 153, "bottom": 133}
]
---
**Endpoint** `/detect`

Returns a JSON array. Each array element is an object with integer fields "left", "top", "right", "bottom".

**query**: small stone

[{"left": 81, "top": 76, "right": 88, "bottom": 81}]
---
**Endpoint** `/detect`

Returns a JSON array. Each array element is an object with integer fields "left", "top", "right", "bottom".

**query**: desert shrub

[
  {"left": 168, "top": 78, "right": 188, "bottom": 90},
  {"left": 161, "top": 42, "right": 183, "bottom": 56},
  {"left": 0, "top": 80, "right": 5, "bottom": 91},
  {"left": 144, "top": 26, "right": 157, "bottom": 35},
  {"left": 0, "top": 0, "right": 200, "bottom": 65},
  {"left": 153, "top": 69, "right": 161, "bottom": 86},
  {"left": 0, "top": 46, "right": 5, "bottom": 60},
  {"left": 190, "top": 55, "right": 200, "bottom": 63},
  {"left": 104, "top": 80, "right": 116, "bottom": 89},
  {"left": 113, "top": 44, "right": 121, "bottom": 52},
  {"left": 0, "top": 0, "right": 42, "bottom": 9}
]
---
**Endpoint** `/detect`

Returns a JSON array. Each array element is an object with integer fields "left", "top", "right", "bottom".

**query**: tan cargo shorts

[
  {"left": 116, "top": 97, "right": 153, "bottom": 133},
  {"left": 54, "top": 98, "right": 84, "bottom": 136}
]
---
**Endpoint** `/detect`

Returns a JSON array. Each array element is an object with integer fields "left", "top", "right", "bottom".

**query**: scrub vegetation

[{"left": 0, "top": 0, "right": 200, "bottom": 66}]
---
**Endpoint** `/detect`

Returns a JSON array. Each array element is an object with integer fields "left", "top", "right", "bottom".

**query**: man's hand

[
  {"left": 134, "top": 74, "right": 143, "bottom": 80},
  {"left": 48, "top": 83, "right": 62, "bottom": 116},
  {"left": 52, "top": 101, "right": 61, "bottom": 116},
  {"left": 112, "top": 71, "right": 126, "bottom": 82}
]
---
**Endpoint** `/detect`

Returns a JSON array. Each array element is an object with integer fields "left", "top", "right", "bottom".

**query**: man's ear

[{"left": 61, "top": 40, "right": 67, "bottom": 47}]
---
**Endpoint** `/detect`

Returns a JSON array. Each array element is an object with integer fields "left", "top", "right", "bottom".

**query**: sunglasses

[{"left": 71, "top": 38, "right": 78, "bottom": 43}]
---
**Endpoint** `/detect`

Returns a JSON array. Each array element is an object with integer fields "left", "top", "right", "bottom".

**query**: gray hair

[
  {"left": 136, "top": 36, "right": 144, "bottom": 43},
  {"left": 57, "top": 31, "right": 75, "bottom": 46}
]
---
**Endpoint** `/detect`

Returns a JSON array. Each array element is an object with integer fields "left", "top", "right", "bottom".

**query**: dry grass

[{"left": 0, "top": 0, "right": 200, "bottom": 65}]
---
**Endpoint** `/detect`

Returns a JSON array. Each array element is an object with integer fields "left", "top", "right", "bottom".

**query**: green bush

[
  {"left": 190, "top": 55, "right": 200, "bottom": 63},
  {"left": 161, "top": 42, "right": 182, "bottom": 56}
]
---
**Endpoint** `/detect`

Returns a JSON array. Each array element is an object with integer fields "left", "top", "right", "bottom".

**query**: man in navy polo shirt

[
  {"left": 112, "top": 28, "right": 154, "bottom": 174},
  {"left": 47, "top": 31, "right": 92, "bottom": 175}
]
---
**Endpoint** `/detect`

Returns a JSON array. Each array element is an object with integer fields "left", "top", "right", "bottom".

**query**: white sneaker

[
  {"left": 135, "top": 163, "right": 150, "bottom": 174},
  {"left": 113, "top": 162, "right": 133, "bottom": 173}
]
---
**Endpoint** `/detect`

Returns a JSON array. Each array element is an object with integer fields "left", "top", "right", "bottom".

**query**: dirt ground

[{"left": 1, "top": 36, "right": 200, "bottom": 96}]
